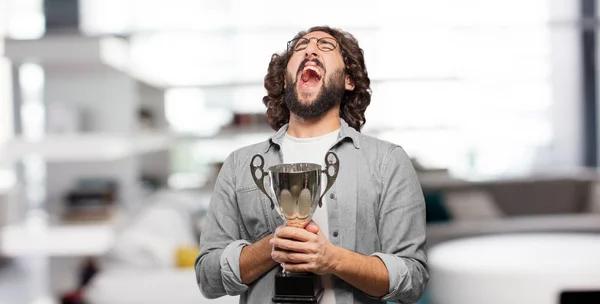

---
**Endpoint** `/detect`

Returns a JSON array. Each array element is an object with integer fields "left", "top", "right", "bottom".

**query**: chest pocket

[{"left": 236, "top": 186, "right": 277, "bottom": 242}]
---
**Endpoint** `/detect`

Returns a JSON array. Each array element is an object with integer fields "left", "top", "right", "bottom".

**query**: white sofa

[{"left": 83, "top": 189, "right": 239, "bottom": 304}]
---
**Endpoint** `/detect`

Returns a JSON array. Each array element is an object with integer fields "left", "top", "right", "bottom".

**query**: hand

[{"left": 269, "top": 221, "right": 339, "bottom": 275}]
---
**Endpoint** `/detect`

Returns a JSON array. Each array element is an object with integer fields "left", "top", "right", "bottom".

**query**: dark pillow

[{"left": 423, "top": 191, "right": 451, "bottom": 223}]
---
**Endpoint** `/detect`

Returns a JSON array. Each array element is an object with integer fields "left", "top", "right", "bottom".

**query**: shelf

[
  {"left": 0, "top": 168, "right": 16, "bottom": 194},
  {"left": 175, "top": 125, "right": 274, "bottom": 141},
  {"left": 0, "top": 132, "right": 172, "bottom": 163},
  {"left": 1, "top": 221, "right": 117, "bottom": 257},
  {"left": 6, "top": 34, "right": 105, "bottom": 66}
]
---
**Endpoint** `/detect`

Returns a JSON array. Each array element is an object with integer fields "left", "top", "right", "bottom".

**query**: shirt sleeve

[
  {"left": 195, "top": 152, "right": 250, "bottom": 298},
  {"left": 371, "top": 146, "right": 430, "bottom": 303},
  {"left": 220, "top": 239, "right": 251, "bottom": 294}
]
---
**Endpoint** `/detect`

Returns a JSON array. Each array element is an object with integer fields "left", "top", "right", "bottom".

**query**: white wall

[
  {"left": 42, "top": 66, "right": 143, "bottom": 216},
  {"left": 0, "top": 0, "right": 5, "bottom": 39},
  {"left": 44, "top": 67, "right": 137, "bottom": 133},
  {"left": 548, "top": 0, "right": 584, "bottom": 168},
  {"left": 137, "top": 81, "right": 167, "bottom": 129},
  {"left": 0, "top": 0, "right": 13, "bottom": 148},
  {"left": 0, "top": 57, "right": 12, "bottom": 148}
]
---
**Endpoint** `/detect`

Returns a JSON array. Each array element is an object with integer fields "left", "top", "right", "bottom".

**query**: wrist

[{"left": 328, "top": 245, "right": 344, "bottom": 275}]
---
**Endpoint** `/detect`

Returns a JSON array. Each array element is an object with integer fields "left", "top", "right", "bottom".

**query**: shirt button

[
  {"left": 333, "top": 231, "right": 339, "bottom": 237},
  {"left": 329, "top": 193, "right": 336, "bottom": 199}
]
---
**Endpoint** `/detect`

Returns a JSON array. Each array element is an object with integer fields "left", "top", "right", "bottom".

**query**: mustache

[{"left": 297, "top": 58, "right": 325, "bottom": 75}]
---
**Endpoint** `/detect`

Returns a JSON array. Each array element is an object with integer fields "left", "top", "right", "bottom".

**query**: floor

[
  {"left": 0, "top": 256, "right": 81, "bottom": 304},
  {"left": 0, "top": 257, "right": 51, "bottom": 304}
]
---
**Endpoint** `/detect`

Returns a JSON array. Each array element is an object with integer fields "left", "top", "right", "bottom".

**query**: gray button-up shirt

[{"left": 195, "top": 119, "right": 429, "bottom": 304}]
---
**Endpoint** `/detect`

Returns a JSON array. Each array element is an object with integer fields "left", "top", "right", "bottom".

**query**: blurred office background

[{"left": 1, "top": 0, "right": 600, "bottom": 303}]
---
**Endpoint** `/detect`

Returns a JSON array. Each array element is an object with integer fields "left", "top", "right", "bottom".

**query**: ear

[{"left": 345, "top": 75, "right": 355, "bottom": 91}]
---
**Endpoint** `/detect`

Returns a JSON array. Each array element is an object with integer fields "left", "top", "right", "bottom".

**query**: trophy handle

[
  {"left": 250, "top": 154, "right": 275, "bottom": 209},
  {"left": 319, "top": 151, "right": 339, "bottom": 207}
]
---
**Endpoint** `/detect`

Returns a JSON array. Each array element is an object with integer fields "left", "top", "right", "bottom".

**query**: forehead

[{"left": 301, "top": 31, "right": 335, "bottom": 40}]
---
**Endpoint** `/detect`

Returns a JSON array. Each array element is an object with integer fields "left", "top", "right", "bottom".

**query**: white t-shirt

[{"left": 281, "top": 128, "right": 339, "bottom": 304}]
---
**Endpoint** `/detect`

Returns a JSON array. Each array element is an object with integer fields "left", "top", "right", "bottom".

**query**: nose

[{"left": 303, "top": 38, "right": 320, "bottom": 59}]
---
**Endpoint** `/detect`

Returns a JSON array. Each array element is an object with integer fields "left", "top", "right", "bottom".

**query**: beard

[{"left": 283, "top": 69, "right": 345, "bottom": 120}]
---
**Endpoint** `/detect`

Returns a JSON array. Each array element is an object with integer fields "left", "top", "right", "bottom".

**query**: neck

[{"left": 286, "top": 107, "right": 341, "bottom": 138}]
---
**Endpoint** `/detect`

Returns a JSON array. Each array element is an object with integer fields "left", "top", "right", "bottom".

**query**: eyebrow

[{"left": 302, "top": 35, "right": 335, "bottom": 40}]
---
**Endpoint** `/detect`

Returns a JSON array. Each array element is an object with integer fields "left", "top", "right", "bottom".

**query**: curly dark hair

[{"left": 262, "top": 26, "right": 371, "bottom": 132}]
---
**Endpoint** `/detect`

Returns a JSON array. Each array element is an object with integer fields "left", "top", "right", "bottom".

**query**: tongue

[
  {"left": 301, "top": 70, "right": 320, "bottom": 86},
  {"left": 301, "top": 73, "right": 310, "bottom": 82}
]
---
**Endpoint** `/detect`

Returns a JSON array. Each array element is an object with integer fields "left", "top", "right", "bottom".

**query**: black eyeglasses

[{"left": 287, "top": 37, "right": 338, "bottom": 53}]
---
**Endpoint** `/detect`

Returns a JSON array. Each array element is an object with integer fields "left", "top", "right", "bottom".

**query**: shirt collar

[{"left": 265, "top": 118, "right": 361, "bottom": 153}]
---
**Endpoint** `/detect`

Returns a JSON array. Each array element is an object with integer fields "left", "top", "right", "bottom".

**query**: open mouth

[{"left": 298, "top": 64, "right": 323, "bottom": 89}]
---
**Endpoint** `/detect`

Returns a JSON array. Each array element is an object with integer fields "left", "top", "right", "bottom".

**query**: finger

[
  {"left": 305, "top": 221, "right": 320, "bottom": 234},
  {"left": 272, "top": 248, "right": 307, "bottom": 263},
  {"left": 282, "top": 262, "right": 312, "bottom": 273},
  {"left": 272, "top": 247, "right": 298, "bottom": 256},
  {"left": 272, "top": 251, "right": 311, "bottom": 264},
  {"left": 271, "top": 247, "right": 289, "bottom": 263},
  {"left": 271, "top": 238, "right": 315, "bottom": 253},
  {"left": 276, "top": 226, "right": 317, "bottom": 242}
]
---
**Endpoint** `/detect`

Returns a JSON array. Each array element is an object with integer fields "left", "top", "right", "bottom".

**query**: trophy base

[{"left": 272, "top": 267, "right": 324, "bottom": 303}]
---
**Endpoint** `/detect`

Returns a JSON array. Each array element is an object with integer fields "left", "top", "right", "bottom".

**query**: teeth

[{"left": 303, "top": 66, "right": 322, "bottom": 78}]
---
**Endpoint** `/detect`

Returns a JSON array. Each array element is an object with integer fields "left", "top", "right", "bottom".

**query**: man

[{"left": 196, "top": 25, "right": 428, "bottom": 304}]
